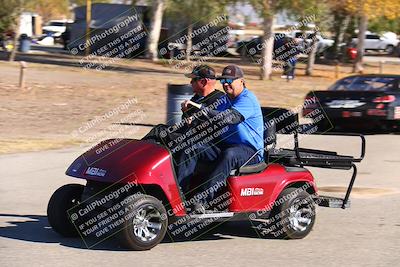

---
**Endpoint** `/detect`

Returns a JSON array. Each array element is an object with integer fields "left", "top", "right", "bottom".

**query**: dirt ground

[
  {"left": 1, "top": 54, "right": 400, "bottom": 266},
  {"left": 0, "top": 55, "right": 399, "bottom": 154}
]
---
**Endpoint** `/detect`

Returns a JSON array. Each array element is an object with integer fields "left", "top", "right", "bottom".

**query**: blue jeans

[
  {"left": 176, "top": 143, "right": 260, "bottom": 202},
  {"left": 284, "top": 58, "right": 297, "bottom": 77}
]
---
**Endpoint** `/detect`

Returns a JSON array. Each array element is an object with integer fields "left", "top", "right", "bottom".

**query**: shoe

[
  {"left": 189, "top": 202, "right": 218, "bottom": 214},
  {"left": 288, "top": 76, "right": 294, "bottom": 79},
  {"left": 281, "top": 75, "right": 287, "bottom": 79}
]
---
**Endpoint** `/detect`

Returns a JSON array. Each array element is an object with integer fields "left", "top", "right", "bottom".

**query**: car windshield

[{"left": 329, "top": 76, "right": 398, "bottom": 91}]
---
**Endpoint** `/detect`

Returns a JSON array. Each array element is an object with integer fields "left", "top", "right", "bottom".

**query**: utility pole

[{"left": 85, "top": 0, "right": 92, "bottom": 56}]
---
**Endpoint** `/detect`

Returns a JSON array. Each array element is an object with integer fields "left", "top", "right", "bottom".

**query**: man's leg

[
  {"left": 176, "top": 144, "right": 221, "bottom": 195},
  {"left": 200, "top": 144, "right": 259, "bottom": 205},
  {"left": 282, "top": 62, "right": 289, "bottom": 77},
  {"left": 289, "top": 60, "right": 296, "bottom": 78}
]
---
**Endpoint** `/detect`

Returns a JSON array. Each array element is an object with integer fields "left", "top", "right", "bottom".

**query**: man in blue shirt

[
  {"left": 176, "top": 65, "right": 264, "bottom": 213},
  {"left": 215, "top": 67, "right": 264, "bottom": 161}
]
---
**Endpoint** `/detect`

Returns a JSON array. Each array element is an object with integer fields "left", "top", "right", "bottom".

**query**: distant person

[
  {"left": 282, "top": 55, "right": 297, "bottom": 80},
  {"left": 278, "top": 37, "right": 300, "bottom": 80}
]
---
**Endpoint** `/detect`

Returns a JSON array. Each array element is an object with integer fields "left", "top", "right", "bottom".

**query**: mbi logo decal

[
  {"left": 240, "top": 187, "right": 264, "bottom": 196},
  {"left": 85, "top": 167, "right": 107, "bottom": 177}
]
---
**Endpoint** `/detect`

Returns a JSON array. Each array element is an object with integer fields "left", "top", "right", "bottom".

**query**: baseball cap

[
  {"left": 184, "top": 65, "right": 216, "bottom": 79},
  {"left": 217, "top": 65, "right": 244, "bottom": 80}
]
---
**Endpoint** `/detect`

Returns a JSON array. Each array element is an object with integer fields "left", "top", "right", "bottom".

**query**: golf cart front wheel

[
  {"left": 117, "top": 194, "right": 168, "bottom": 250},
  {"left": 47, "top": 183, "right": 84, "bottom": 237},
  {"left": 274, "top": 187, "right": 316, "bottom": 239}
]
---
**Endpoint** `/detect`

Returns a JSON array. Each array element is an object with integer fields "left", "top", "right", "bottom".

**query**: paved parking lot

[{"left": 0, "top": 134, "right": 399, "bottom": 266}]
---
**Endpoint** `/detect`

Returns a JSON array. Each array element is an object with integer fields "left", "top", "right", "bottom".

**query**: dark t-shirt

[{"left": 183, "top": 90, "right": 225, "bottom": 119}]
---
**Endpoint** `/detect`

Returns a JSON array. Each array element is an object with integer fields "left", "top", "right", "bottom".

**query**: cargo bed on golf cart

[{"left": 262, "top": 108, "right": 366, "bottom": 209}]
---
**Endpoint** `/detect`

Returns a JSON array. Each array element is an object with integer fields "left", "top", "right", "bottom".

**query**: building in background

[
  {"left": 68, "top": 3, "right": 152, "bottom": 57},
  {"left": 19, "top": 12, "right": 42, "bottom": 37}
]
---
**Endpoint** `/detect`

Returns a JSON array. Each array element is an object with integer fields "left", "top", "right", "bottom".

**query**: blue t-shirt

[{"left": 217, "top": 88, "right": 264, "bottom": 160}]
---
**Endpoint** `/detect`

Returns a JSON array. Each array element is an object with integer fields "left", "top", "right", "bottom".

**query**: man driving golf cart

[
  {"left": 142, "top": 65, "right": 224, "bottom": 147},
  {"left": 177, "top": 65, "right": 264, "bottom": 213}
]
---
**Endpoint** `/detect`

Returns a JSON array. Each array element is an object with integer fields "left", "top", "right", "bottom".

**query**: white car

[
  {"left": 42, "top": 20, "right": 73, "bottom": 37},
  {"left": 315, "top": 35, "right": 334, "bottom": 55},
  {"left": 352, "top": 33, "right": 399, "bottom": 54}
]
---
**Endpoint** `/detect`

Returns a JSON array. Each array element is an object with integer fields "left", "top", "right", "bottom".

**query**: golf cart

[{"left": 47, "top": 108, "right": 365, "bottom": 250}]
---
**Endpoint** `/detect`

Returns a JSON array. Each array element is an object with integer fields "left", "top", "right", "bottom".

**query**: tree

[
  {"left": 0, "top": 0, "right": 20, "bottom": 38},
  {"left": 248, "top": 0, "right": 278, "bottom": 80},
  {"left": 25, "top": 0, "right": 69, "bottom": 22},
  {"left": 303, "top": 2, "right": 329, "bottom": 76},
  {"left": 165, "top": 0, "right": 228, "bottom": 61},
  {"left": 344, "top": 0, "right": 400, "bottom": 73},
  {"left": 4, "top": 0, "right": 23, "bottom": 62},
  {"left": 368, "top": 16, "right": 400, "bottom": 34},
  {"left": 283, "top": 0, "right": 329, "bottom": 76},
  {"left": 131, "top": 0, "right": 167, "bottom": 61},
  {"left": 249, "top": 0, "right": 319, "bottom": 79},
  {"left": 146, "top": 0, "right": 165, "bottom": 61},
  {"left": 328, "top": 1, "right": 353, "bottom": 59},
  {"left": 353, "top": 12, "right": 367, "bottom": 73},
  {"left": 71, "top": 0, "right": 110, "bottom": 6},
  {"left": 259, "top": 1, "right": 275, "bottom": 80}
]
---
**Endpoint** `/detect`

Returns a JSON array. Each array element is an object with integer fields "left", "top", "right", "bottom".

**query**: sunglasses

[{"left": 219, "top": 78, "right": 237, "bottom": 85}]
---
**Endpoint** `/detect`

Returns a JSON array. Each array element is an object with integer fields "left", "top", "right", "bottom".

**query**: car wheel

[
  {"left": 47, "top": 184, "right": 84, "bottom": 237},
  {"left": 273, "top": 187, "right": 315, "bottom": 239},
  {"left": 117, "top": 194, "right": 167, "bottom": 250},
  {"left": 386, "top": 45, "right": 395, "bottom": 55}
]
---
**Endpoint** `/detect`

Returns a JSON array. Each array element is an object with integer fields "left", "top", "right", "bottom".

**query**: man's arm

[
  {"left": 205, "top": 108, "right": 244, "bottom": 125},
  {"left": 202, "top": 94, "right": 256, "bottom": 126}
]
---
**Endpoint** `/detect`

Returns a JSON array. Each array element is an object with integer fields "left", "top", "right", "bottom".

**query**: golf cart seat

[{"left": 236, "top": 162, "right": 268, "bottom": 174}]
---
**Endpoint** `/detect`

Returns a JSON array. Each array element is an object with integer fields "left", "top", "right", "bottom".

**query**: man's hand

[
  {"left": 182, "top": 100, "right": 202, "bottom": 112},
  {"left": 181, "top": 100, "right": 190, "bottom": 113}
]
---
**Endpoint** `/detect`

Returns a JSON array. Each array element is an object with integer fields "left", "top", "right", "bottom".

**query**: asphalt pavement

[{"left": 0, "top": 134, "right": 399, "bottom": 267}]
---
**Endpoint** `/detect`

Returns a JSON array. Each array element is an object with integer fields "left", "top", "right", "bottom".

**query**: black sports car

[{"left": 302, "top": 74, "right": 400, "bottom": 131}]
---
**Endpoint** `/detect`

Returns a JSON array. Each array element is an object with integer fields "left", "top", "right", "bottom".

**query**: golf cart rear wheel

[
  {"left": 274, "top": 187, "right": 315, "bottom": 239},
  {"left": 47, "top": 183, "right": 84, "bottom": 237},
  {"left": 117, "top": 194, "right": 167, "bottom": 250}
]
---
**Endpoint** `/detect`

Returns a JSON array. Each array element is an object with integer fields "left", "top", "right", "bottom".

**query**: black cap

[
  {"left": 217, "top": 65, "right": 244, "bottom": 79},
  {"left": 184, "top": 65, "right": 216, "bottom": 79}
]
